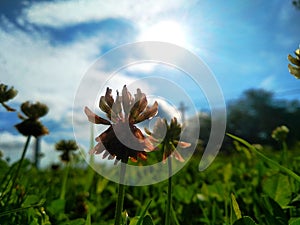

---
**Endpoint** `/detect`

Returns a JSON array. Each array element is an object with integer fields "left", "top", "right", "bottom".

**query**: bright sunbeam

[{"left": 138, "top": 20, "right": 188, "bottom": 47}]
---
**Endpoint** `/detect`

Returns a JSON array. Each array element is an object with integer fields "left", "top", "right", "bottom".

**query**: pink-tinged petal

[
  {"left": 135, "top": 101, "right": 158, "bottom": 124},
  {"left": 137, "top": 152, "right": 147, "bottom": 161},
  {"left": 144, "top": 138, "right": 155, "bottom": 152},
  {"left": 122, "top": 85, "right": 133, "bottom": 116},
  {"left": 178, "top": 141, "right": 191, "bottom": 148},
  {"left": 89, "top": 142, "right": 105, "bottom": 154},
  {"left": 130, "top": 157, "right": 138, "bottom": 163},
  {"left": 174, "top": 150, "right": 185, "bottom": 162},
  {"left": 114, "top": 159, "right": 120, "bottom": 165},
  {"left": 102, "top": 151, "right": 110, "bottom": 159},
  {"left": 108, "top": 154, "right": 115, "bottom": 160},
  {"left": 162, "top": 152, "right": 168, "bottom": 164},
  {"left": 84, "top": 107, "right": 111, "bottom": 125},
  {"left": 95, "top": 136, "right": 101, "bottom": 142}
]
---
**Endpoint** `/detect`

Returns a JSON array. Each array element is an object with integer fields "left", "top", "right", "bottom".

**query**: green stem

[
  {"left": 165, "top": 157, "right": 172, "bottom": 225},
  {"left": 60, "top": 162, "right": 70, "bottom": 200},
  {"left": 114, "top": 161, "right": 127, "bottom": 225},
  {"left": 5, "top": 135, "right": 31, "bottom": 203},
  {"left": 0, "top": 201, "right": 44, "bottom": 217},
  {"left": 0, "top": 163, "right": 17, "bottom": 201},
  {"left": 282, "top": 141, "right": 288, "bottom": 165},
  {"left": 227, "top": 133, "right": 300, "bottom": 183}
]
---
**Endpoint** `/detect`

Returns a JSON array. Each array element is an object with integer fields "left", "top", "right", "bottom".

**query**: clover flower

[
  {"left": 0, "top": 83, "right": 18, "bottom": 112},
  {"left": 288, "top": 48, "right": 300, "bottom": 79},
  {"left": 15, "top": 101, "right": 49, "bottom": 137},
  {"left": 145, "top": 117, "right": 191, "bottom": 163},
  {"left": 85, "top": 85, "right": 158, "bottom": 164},
  {"left": 55, "top": 139, "right": 79, "bottom": 162},
  {"left": 271, "top": 125, "right": 289, "bottom": 142}
]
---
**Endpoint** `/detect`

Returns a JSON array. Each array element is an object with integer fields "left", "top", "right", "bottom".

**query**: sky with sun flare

[{"left": 0, "top": 0, "right": 300, "bottom": 166}]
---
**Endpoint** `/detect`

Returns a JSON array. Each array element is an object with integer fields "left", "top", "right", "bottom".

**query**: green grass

[{"left": 1, "top": 138, "right": 300, "bottom": 225}]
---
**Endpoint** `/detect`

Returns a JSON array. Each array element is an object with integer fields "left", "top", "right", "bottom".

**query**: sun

[{"left": 138, "top": 20, "right": 188, "bottom": 47}]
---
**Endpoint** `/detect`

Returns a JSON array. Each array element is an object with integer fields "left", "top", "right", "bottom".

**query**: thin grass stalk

[
  {"left": 165, "top": 156, "right": 172, "bottom": 225},
  {"left": 227, "top": 133, "right": 300, "bottom": 183},
  {"left": 5, "top": 135, "right": 31, "bottom": 203},
  {"left": 114, "top": 159, "right": 127, "bottom": 225},
  {"left": 60, "top": 162, "right": 70, "bottom": 200}
]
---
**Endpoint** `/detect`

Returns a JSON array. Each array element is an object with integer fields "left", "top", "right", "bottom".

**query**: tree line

[{"left": 198, "top": 88, "right": 300, "bottom": 152}]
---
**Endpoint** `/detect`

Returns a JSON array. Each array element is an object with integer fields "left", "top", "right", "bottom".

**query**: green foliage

[
  {"left": 233, "top": 216, "right": 257, "bottom": 225},
  {"left": 1, "top": 137, "right": 300, "bottom": 224}
]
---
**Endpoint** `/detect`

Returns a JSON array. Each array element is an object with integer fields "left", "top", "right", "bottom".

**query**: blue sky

[{"left": 0, "top": 0, "right": 299, "bottom": 166}]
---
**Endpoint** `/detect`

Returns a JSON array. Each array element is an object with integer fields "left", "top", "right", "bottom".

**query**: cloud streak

[{"left": 20, "top": 0, "right": 188, "bottom": 28}]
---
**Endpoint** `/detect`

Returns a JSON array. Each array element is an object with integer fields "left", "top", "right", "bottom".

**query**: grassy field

[{"left": 1, "top": 134, "right": 300, "bottom": 225}]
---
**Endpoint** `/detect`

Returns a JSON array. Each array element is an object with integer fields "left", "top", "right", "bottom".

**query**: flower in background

[
  {"left": 271, "top": 125, "right": 289, "bottom": 142},
  {"left": 55, "top": 140, "right": 79, "bottom": 162},
  {"left": 145, "top": 117, "right": 191, "bottom": 163},
  {"left": 288, "top": 48, "right": 300, "bottom": 79},
  {"left": 15, "top": 101, "right": 49, "bottom": 137},
  {"left": 0, "top": 83, "right": 18, "bottom": 112},
  {"left": 85, "top": 85, "right": 158, "bottom": 164}
]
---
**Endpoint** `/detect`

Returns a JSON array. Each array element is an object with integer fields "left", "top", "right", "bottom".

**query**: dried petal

[
  {"left": 174, "top": 150, "right": 185, "bottom": 162},
  {"left": 288, "top": 54, "right": 300, "bottom": 66},
  {"left": 135, "top": 101, "right": 158, "bottom": 123},
  {"left": 0, "top": 83, "right": 18, "bottom": 111},
  {"left": 99, "top": 96, "right": 112, "bottom": 116},
  {"left": 104, "top": 87, "right": 114, "bottom": 108},
  {"left": 84, "top": 107, "right": 111, "bottom": 125},
  {"left": 288, "top": 64, "right": 300, "bottom": 79},
  {"left": 1, "top": 102, "right": 16, "bottom": 112},
  {"left": 129, "top": 92, "right": 147, "bottom": 123},
  {"left": 295, "top": 48, "right": 300, "bottom": 58},
  {"left": 177, "top": 141, "right": 191, "bottom": 148},
  {"left": 137, "top": 152, "right": 147, "bottom": 161},
  {"left": 89, "top": 142, "right": 105, "bottom": 154}
]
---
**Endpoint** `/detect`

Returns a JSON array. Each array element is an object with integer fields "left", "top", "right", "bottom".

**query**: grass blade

[{"left": 227, "top": 133, "right": 300, "bottom": 183}]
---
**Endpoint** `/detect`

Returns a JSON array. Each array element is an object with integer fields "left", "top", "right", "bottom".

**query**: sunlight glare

[{"left": 138, "top": 21, "right": 188, "bottom": 47}]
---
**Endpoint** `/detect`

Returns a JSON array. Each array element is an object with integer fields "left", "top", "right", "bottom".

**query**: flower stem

[
  {"left": 114, "top": 161, "right": 127, "bottom": 225},
  {"left": 281, "top": 141, "right": 288, "bottom": 165},
  {"left": 6, "top": 135, "right": 31, "bottom": 203},
  {"left": 165, "top": 156, "right": 172, "bottom": 225},
  {"left": 60, "top": 162, "right": 70, "bottom": 200}
]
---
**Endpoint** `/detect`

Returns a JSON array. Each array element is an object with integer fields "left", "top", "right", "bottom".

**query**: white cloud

[
  {"left": 0, "top": 18, "right": 109, "bottom": 121},
  {"left": 21, "top": 0, "right": 188, "bottom": 28},
  {"left": 259, "top": 75, "right": 275, "bottom": 90}
]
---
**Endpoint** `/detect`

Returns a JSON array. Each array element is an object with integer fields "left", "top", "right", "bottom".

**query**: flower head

[
  {"left": 288, "top": 48, "right": 300, "bottom": 79},
  {"left": 15, "top": 101, "right": 49, "bottom": 137},
  {"left": 0, "top": 83, "right": 18, "bottom": 112},
  {"left": 55, "top": 139, "right": 79, "bottom": 162},
  {"left": 272, "top": 125, "right": 289, "bottom": 142},
  {"left": 85, "top": 85, "right": 158, "bottom": 164},
  {"left": 145, "top": 117, "right": 191, "bottom": 163}
]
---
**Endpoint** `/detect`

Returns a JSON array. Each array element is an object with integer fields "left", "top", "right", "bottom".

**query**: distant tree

[
  {"left": 226, "top": 89, "right": 300, "bottom": 148},
  {"left": 293, "top": 0, "right": 300, "bottom": 9}
]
